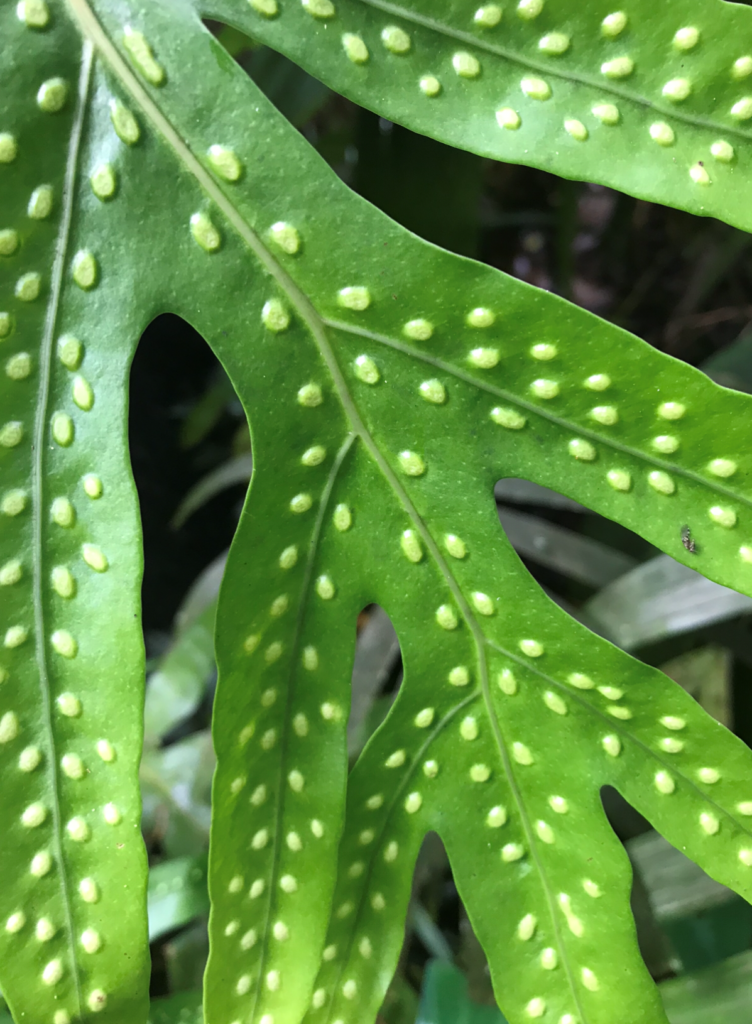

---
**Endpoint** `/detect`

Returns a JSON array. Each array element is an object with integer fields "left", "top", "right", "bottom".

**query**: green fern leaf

[
  {"left": 203, "top": 0, "right": 752, "bottom": 233},
  {"left": 0, "top": 6, "right": 149, "bottom": 1023},
  {"left": 2, "top": 3, "right": 752, "bottom": 1024}
]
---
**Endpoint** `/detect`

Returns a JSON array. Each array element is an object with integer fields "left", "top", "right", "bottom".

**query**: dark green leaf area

[
  {"left": 1, "top": 8, "right": 148, "bottom": 1024},
  {"left": 203, "top": 0, "right": 752, "bottom": 233}
]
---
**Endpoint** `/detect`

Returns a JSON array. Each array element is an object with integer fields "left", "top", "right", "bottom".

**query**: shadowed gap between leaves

[{"left": 129, "top": 312, "right": 240, "bottom": 1001}]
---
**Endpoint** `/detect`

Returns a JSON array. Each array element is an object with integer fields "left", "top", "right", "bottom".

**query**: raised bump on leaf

[
  {"left": 17, "top": 0, "right": 50, "bottom": 27},
  {"left": 123, "top": 25, "right": 166, "bottom": 85},
  {"left": 601, "top": 57, "right": 634, "bottom": 79},
  {"left": 453, "top": 52, "right": 481, "bottom": 79},
  {"left": 475, "top": 6, "right": 502, "bottom": 28},
  {"left": 37, "top": 77, "right": 69, "bottom": 112},
  {"left": 381, "top": 26, "right": 411, "bottom": 55},
  {"left": 496, "top": 107, "right": 521, "bottom": 130},
  {"left": 342, "top": 33, "right": 369, "bottom": 65},
  {"left": 5, "top": 352, "right": 31, "bottom": 379},
  {"left": 521, "top": 76, "right": 551, "bottom": 101},
  {"left": 28, "top": 184, "right": 54, "bottom": 218},
  {"left": 419, "top": 76, "right": 441, "bottom": 98}
]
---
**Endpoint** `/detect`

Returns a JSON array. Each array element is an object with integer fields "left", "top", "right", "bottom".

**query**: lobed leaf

[
  {"left": 202, "top": 0, "right": 752, "bottom": 233},
  {"left": 2, "top": 3, "right": 752, "bottom": 1024}
]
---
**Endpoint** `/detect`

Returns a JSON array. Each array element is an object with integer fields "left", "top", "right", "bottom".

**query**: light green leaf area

[
  {"left": 0, "top": 5, "right": 149, "bottom": 1024},
  {"left": 1, "top": 3, "right": 752, "bottom": 1024},
  {"left": 202, "top": 0, "right": 752, "bottom": 233}
]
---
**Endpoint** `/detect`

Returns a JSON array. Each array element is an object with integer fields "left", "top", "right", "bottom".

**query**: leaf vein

[
  {"left": 324, "top": 317, "right": 752, "bottom": 512},
  {"left": 248, "top": 432, "right": 357, "bottom": 1016},
  {"left": 30, "top": 39, "right": 95, "bottom": 1018},
  {"left": 484, "top": 637, "right": 752, "bottom": 837}
]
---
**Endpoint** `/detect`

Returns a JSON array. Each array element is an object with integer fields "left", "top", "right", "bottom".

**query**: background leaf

[
  {"left": 170, "top": 455, "right": 252, "bottom": 530},
  {"left": 148, "top": 856, "right": 209, "bottom": 943},
  {"left": 148, "top": 990, "right": 203, "bottom": 1024},
  {"left": 201, "top": 0, "right": 752, "bottom": 233},
  {"left": 584, "top": 556, "right": 752, "bottom": 650},
  {"left": 659, "top": 950, "right": 752, "bottom": 1023},
  {"left": 144, "top": 602, "right": 216, "bottom": 748}
]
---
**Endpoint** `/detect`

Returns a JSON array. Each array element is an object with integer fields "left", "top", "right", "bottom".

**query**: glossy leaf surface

[
  {"left": 1, "top": 3, "right": 752, "bottom": 1024},
  {"left": 0, "top": 6, "right": 148, "bottom": 1024},
  {"left": 203, "top": 0, "right": 752, "bottom": 233}
]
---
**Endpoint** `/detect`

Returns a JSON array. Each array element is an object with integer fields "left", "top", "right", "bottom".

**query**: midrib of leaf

[
  {"left": 326, "top": 317, "right": 752, "bottom": 513},
  {"left": 355, "top": 0, "right": 752, "bottom": 143},
  {"left": 29, "top": 38, "right": 95, "bottom": 1019},
  {"left": 247, "top": 432, "right": 357, "bottom": 1016}
]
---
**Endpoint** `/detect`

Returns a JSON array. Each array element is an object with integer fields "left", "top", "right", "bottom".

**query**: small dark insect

[{"left": 681, "top": 525, "right": 697, "bottom": 554}]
